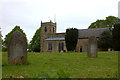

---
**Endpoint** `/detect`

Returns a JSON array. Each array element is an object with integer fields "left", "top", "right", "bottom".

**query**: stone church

[{"left": 40, "top": 20, "right": 109, "bottom": 52}]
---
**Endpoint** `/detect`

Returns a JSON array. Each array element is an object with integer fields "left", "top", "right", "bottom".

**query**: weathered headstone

[
  {"left": 8, "top": 30, "right": 27, "bottom": 64},
  {"left": 87, "top": 35, "right": 97, "bottom": 57}
]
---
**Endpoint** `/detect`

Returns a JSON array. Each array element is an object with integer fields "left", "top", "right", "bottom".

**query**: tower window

[
  {"left": 45, "top": 27, "right": 47, "bottom": 32},
  {"left": 48, "top": 43, "right": 52, "bottom": 51}
]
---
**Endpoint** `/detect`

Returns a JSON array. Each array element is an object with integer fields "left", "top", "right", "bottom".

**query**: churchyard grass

[{"left": 2, "top": 51, "right": 118, "bottom": 78}]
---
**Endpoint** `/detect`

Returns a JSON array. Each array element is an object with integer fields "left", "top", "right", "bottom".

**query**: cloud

[{"left": 1, "top": 0, "right": 119, "bottom": 42}]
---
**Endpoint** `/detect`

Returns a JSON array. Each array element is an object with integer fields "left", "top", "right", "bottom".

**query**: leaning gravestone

[
  {"left": 87, "top": 35, "right": 97, "bottom": 57},
  {"left": 8, "top": 30, "right": 27, "bottom": 64}
]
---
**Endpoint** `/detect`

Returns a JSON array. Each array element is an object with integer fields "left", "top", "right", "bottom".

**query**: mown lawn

[{"left": 2, "top": 51, "right": 118, "bottom": 78}]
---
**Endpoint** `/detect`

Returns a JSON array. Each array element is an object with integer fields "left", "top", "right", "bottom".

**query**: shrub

[
  {"left": 39, "top": 70, "right": 71, "bottom": 78},
  {"left": 65, "top": 28, "right": 78, "bottom": 51},
  {"left": 112, "top": 24, "right": 120, "bottom": 51},
  {"left": 98, "top": 31, "right": 112, "bottom": 51}
]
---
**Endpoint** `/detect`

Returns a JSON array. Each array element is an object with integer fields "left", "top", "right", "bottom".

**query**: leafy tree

[
  {"left": 29, "top": 27, "right": 41, "bottom": 52},
  {"left": 0, "top": 29, "right": 2, "bottom": 43},
  {"left": 88, "top": 20, "right": 107, "bottom": 28},
  {"left": 65, "top": 28, "right": 78, "bottom": 51},
  {"left": 0, "top": 29, "right": 2, "bottom": 52},
  {"left": 88, "top": 16, "right": 120, "bottom": 31},
  {"left": 3, "top": 25, "right": 27, "bottom": 51},
  {"left": 105, "top": 16, "right": 120, "bottom": 30},
  {"left": 98, "top": 31, "right": 112, "bottom": 51},
  {"left": 112, "top": 24, "right": 120, "bottom": 51}
]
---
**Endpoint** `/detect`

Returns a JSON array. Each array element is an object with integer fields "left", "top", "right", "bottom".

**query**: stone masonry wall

[{"left": 44, "top": 40, "right": 67, "bottom": 52}]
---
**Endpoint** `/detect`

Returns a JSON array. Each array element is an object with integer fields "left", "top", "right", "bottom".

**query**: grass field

[{"left": 2, "top": 51, "right": 118, "bottom": 78}]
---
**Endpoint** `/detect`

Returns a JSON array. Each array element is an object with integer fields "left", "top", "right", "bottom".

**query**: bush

[
  {"left": 98, "top": 31, "right": 112, "bottom": 51},
  {"left": 112, "top": 24, "right": 120, "bottom": 51},
  {"left": 39, "top": 70, "right": 71, "bottom": 78},
  {"left": 65, "top": 28, "right": 78, "bottom": 51}
]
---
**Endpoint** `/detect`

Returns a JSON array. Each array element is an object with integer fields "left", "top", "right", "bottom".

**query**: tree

[
  {"left": 112, "top": 24, "right": 120, "bottom": 51},
  {"left": 98, "top": 31, "right": 112, "bottom": 51},
  {"left": 88, "top": 16, "right": 120, "bottom": 31},
  {"left": 0, "top": 31, "right": 1, "bottom": 41},
  {"left": 29, "top": 27, "right": 41, "bottom": 52},
  {"left": 65, "top": 28, "right": 78, "bottom": 51},
  {"left": 3, "top": 25, "right": 27, "bottom": 51},
  {"left": 0, "top": 29, "right": 2, "bottom": 52},
  {"left": 88, "top": 20, "right": 107, "bottom": 28}
]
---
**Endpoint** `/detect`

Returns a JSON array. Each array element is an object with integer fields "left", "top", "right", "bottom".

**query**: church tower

[{"left": 40, "top": 20, "right": 56, "bottom": 52}]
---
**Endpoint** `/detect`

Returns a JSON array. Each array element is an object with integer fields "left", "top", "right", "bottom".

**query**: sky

[{"left": 0, "top": 0, "right": 119, "bottom": 42}]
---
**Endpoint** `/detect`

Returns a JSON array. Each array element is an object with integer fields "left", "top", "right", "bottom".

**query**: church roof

[
  {"left": 78, "top": 27, "right": 110, "bottom": 39},
  {"left": 45, "top": 37, "right": 65, "bottom": 41},
  {"left": 45, "top": 27, "right": 110, "bottom": 41}
]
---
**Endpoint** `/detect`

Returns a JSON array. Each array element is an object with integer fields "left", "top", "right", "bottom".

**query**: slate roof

[
  {"left": 45, "top": 27, "right": 110, "bottom": 41},
  {"left": 45, "top": 37, "right": 65, "bottom": 41},
  {"left": 78, "top": 27, "right": 110, "bottom": 38}
]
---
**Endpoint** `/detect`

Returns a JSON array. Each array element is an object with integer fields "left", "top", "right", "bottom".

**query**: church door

[{"left": 80, "top": 46, "right": 82, "bottom": 52}]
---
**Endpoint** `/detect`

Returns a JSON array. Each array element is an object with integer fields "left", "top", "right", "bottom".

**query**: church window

[
  {"left": 58, "top": 42, "right": 64, "bottom": 52},
  {"left": 48, "top": 43, "right": 52, "bottom": 51},
  {"left": 53, "top": 27, "right": 54, "bottom": 32},
  {"left": 45, "top": 27, "right": 47, "bottom": 32}
]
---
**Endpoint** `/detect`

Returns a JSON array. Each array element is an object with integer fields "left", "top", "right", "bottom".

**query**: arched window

[
  {"left": 45, "top": 27, "right": 47, "bottom": 32},
  {"left": 58, "top": 42, "right": 64, "bottom": 52},
  {"left": 48, "top": 43, "right": 52, "bottom": 51}
]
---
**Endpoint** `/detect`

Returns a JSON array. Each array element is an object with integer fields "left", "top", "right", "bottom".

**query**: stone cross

[
  {"left": 87, "top": 35, "right": 97, "bottom": 57},
  {"left": 8, "top": 30, "right": 27, "bottom": 64}
]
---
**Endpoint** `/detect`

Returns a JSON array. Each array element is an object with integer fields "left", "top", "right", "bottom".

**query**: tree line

[{"left": 1, "top": 16, "right": 120, "bottom": 52}]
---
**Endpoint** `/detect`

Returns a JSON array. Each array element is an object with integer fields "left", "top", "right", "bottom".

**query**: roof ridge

[{"left": 78, "top": 27, "right": 109, "bottom": 30}]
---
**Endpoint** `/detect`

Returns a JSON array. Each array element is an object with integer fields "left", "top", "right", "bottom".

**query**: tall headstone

[
  {"left": 87, "top": 35, "right": 97, "bottom": 57},
  {"left": 118, "top": 1, "right": 120, "bottom": 19},
  {"left": 8, "top": 30, "right": 27, "bottom": 64}
]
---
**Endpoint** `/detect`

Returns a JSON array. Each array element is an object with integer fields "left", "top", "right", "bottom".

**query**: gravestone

[
  {"left": 8, "top": 30, "right": 27, "bottom": 64},
  {"left": 87, "top": 35, "right": 97, "bottom": 57}
]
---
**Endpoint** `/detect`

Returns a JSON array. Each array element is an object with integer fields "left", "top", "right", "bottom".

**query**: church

[{"left": 40, "top": 20, "right": 109, "bottom": 52}]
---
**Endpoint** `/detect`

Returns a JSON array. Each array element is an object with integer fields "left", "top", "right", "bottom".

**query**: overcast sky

[{"left": 0, "top": 0, "right": 119, "bottom": 42}]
